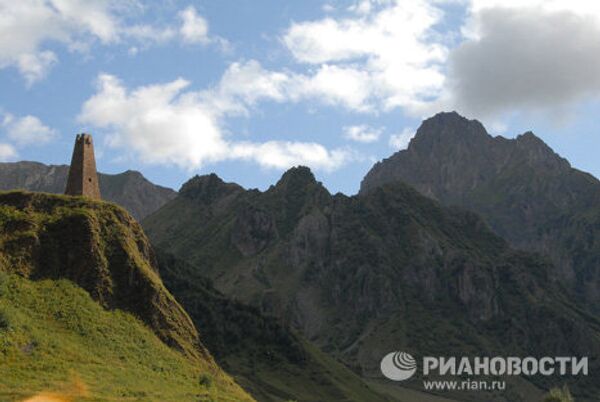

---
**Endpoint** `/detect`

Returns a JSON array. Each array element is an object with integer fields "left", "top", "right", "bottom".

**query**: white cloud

[
  {"left": 16, "top": 51, "right": 58, "bottom": 86},
  {"left": 0, "top": 1, "right": 224, "bottom": 83},
  {"left": 0, "top": 111, "right": 55, "bottom": 159},
  {"left": 389, "top": 128, "right": 415, "bottom": 149},
  {"left": 291, "top": 65, "right": 374, "bottom": 111},
  {"left": 1, "top": 113, "right": 57, "bottom": 145},
  {"left": 343, "top": 125, "right": 382, "bottom": 143},
  {"left": 124, "top": 25, "right": 177, "bottom": 45},
  {"left": 0, "top": 143, "right": 17, "bottom": 161},
  {"left": 207, "top": 60, "right": 290, "bottom": 114},
  {"left": 277, "top": 0, "right": 600, "bottom": 121},
  {"left": 202, "top": 60, "right": 374, "bottom": 114},
  {"left": 282, "top": 0, "right": 447, "bottom": 113},
  {"left": 0, "top": 0, "right": 123, "bottom": 83},
  {"left": 230, "top": 141, "right": 350, "bottom": 171},
  {"left": 179, "top": 6, "right": 209, "bottom": 44},
  {"left": 78, "top": 73, "right": 353, "bottom": 172}
]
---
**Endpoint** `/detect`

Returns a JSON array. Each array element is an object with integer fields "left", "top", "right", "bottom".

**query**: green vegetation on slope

[
  {"left": 0, "top": 190, "right": 253, "bottom": 401},
  {"left": 544, "top": 386, "right": 575, "bottom": 402},
  {"left": 0, "top": 190, "right": 200, "bottom": 358},
  {"left": 0, "top": 272, "right": 250, "bottom": 401},
  {"left": 158, "top": 250, "right": 392, "bottom": 402},
  {"left": 144, "top": 168, "right": 600, "bottom": 401}
]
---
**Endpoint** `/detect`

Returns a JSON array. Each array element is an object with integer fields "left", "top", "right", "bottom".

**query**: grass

[{"left": 0, "top": 272, "right": 252, "bottom": 402}]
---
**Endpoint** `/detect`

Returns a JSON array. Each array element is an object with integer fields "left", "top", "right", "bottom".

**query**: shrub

[
  {"left": 199, "top": 373, "right": 213, "bottom": 388},
  {"left": 0, "top": 308, "right": 9, "bottom": 330},
  {"left": 544, "top": 386, "right": 575, "bottom": 402}
]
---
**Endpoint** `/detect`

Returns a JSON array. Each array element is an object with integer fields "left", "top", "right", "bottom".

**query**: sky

[{"left": 1, "top": 0, "right": 600, "bottom": 195}]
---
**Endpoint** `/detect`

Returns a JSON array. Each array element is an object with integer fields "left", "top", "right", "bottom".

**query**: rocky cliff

[
  {"left": 0, "top": 161, "right": 176, "bottom": 220},
  {"left": 360, "top": 111, "right": 600, "bottom": 311}
]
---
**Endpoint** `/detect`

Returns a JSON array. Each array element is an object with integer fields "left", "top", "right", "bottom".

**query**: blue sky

[{"left": 1, "top": 0, "right": 600, "bottom": 194}]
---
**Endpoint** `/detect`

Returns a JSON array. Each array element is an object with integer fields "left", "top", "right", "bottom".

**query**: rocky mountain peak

[
  {"left": 275, "top": 166, "right": 317, "bottom": 189},
  {"left": 360, "top": 112, "right": 573, "bottom": 196},
  {"left": 408, "top": 111, "right": 490, "bottom": 155},
  {"left": 514, "top": 130, "right": 565, "bottom": 159},
  {"left": 179, "top": 173, "right": 243, "bottom": 204}
]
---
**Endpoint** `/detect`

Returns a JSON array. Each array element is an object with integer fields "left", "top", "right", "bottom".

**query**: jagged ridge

[
  {"left": 144, "top": 167, "right": 600, "bottom": 401},
  {"left": 360, "top": 111, "right": 600, "bottom": 312}
]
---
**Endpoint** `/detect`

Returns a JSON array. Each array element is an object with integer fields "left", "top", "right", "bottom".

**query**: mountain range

[
  {"left": 143, "top": 166, "right": 600, "bottom": 401},
  {"left": 2, "top": 111, "right": 599, "bottom": 401},
  {"left": 0, "top": 161, "right": 176, "bottom": 220}
]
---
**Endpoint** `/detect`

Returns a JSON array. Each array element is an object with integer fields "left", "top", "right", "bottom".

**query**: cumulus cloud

[
  {"left": 0, "top": 143, "right": 17, "bottom": 161},
  {"left": 0, "top": 0, "right": 123, "bottom": 83},
  {"left": 277, "top": 0, "right": 600, "bottom": 121},
  {"left": 343, "top": 125, "right": 382, "bottom": 143},
  {"left": 0, "top": 112, "right": 56, "bottom": 159},
  {"left": 202, "top": 60, "right": 375, "bottom": 114},
  {"left": 16, "top": 51, "right": 58, "bottom": 87},
  {"left": 229, "top": 141, "right": 350, "bottom": 170},
  {"left": 282, "top": 0, "right": 447, "bottom": 113},
  {"left": 2, "top": 113, "right": 57, "bottom": 145},
  {"left": 78, "top": 72, "right": 352, "bottom": 171},
  {"left": 389, "top": 128, "right": 416, "bottom": 149},
  {"left": 444, "top": 3, "right": 600, "bottom": 117},
  {"left": 0, "top": 1, "right": 223, "bottom": 84},
  {"left": 179, "top": 6, "right": 210, "bottom": 44}
]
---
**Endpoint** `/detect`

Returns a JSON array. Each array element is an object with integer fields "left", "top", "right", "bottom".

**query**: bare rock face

[
  {"left": 360, "top": 111, "right": 600, "bottom": 313},
  {"left": 0, "top": 161, "right": 176, "bottom": 220},
  {"left": 231, "top": 204, "right": 277, "bottom": 256}
]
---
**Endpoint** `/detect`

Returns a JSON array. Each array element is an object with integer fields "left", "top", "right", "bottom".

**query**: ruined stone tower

[{"left": 65, "top": 133, "right": 101, "bottom": 199}]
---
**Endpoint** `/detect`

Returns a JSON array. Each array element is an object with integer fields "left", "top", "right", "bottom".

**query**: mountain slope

[
  {"left": 360, "top": 111, "right": 600, "bottom": 311},
  {"left": 144, "top": 168, "right": 600, "bottom": 401},
  {"left": 158, "top": 251, "right": 393, "bottom": 402},
  {"left": 0, "top": 273, "right": 248, "bottom": 402},
  {"left": 0, "top": 161, "right": 176, "bottom": 220},
  {"left": 0, "top": 191, "right": 253, "bottom": 401}
]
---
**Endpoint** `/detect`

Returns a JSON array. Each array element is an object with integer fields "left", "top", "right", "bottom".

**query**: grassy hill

[
  {"left": 0, "top": 191, "right": 253, "bottom": 402},
  {"left": 0, "top": 273, "right": 249, "bottom": 402}
]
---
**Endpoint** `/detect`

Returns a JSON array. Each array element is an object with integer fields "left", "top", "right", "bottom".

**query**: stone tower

[{"left": 65, "top": 133, "right": 101, "bottom": 199}]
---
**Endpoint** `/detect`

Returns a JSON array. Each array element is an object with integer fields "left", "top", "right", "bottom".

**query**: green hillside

[
  {"left": 0, "top": 273, "right": 249, "bottom": 402},
  {"left": 0, "top": 191, "right": 253, "bottom": 402}
]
